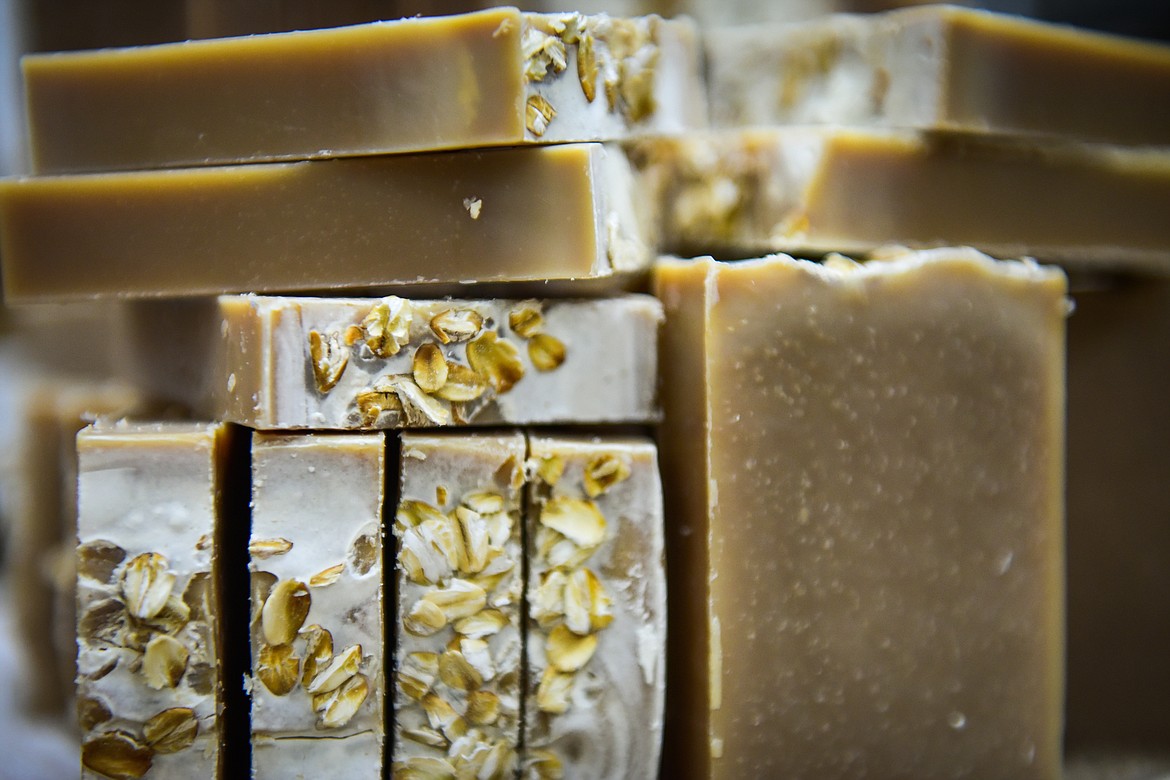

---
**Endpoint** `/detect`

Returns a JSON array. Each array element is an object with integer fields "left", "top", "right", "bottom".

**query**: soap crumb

[{"left": 463, "top": 196, "right": 483, "bottom": 220}]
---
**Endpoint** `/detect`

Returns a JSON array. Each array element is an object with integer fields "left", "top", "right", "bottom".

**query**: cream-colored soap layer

[
  {"left": 708, "top": 5, "right": 1170, "bottom": 146},
  {"left": 393, "top": 433, "right": 527, "bottom": 778},
  {"left": 655, "top": 248, "right": 1066, "bottom": 779},
  {"left": 76, "top": 421, "right": 227, "bottom": 780},
  {"left": 524, "top": 435, "right": 666, "bottom": 780},
  {"left": 631, "top": 128, "right": 1170, "bottom": 272},
  {"left": 248, "top": 433, "right": 385, "bottom": 778},
  {"left": 0, "top": 143, "right": 651, "bottom": 302},
  {"left": 117, "top": 294, "right": 661, "bottom": 430},
  {"left": 25, "top": 8, "right": 703, "bottom": 174}
]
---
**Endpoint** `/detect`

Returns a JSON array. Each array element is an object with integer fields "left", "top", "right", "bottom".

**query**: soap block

[
  {"left": 654, "top": 248, "right": 1067, "bottom": 779},
  {"left": 0, "top": 143, "right": 650, "bottom": 302},
  {"left": 523, "top": 434, "right": 666, "bottom": 779},
  {"left": 24, "top": 8, "right": 704, "bottom": 174},
  {"left": 708, "top": 5, "right": 1170, "bottom": 147},
  {"left": 10, "top": 381, "right": 137, "bottom": 720},
  {"left": 392, "top": 433, "right": 528, "bottom": 778},
  {"left": 248, "top": 432, "right": 385, "bottom": 777},
  {"left": 630, "top": 128, "right": 1170, "bottom": 273},
  {"left": 76, "top": 421, "right": 236, "bottom": 779},
  {"left": 1065, "top": 277, "right": 1170, "bottom": 755},
  {"left": 117, "top": 294, "right": 661, "bottom": 430}
]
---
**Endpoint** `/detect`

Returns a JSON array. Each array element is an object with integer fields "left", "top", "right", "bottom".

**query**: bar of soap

[
  {"left": 392, "top": 433, "right": 527, "bottom": 778},
  {"left": 631, "top": 128, "right": 1170, "bottom": 272},
  {"left": 0, "top": 143, "right": 650, "bottom": 302},
  {"left": 524, "top": 435, "right": 666, "bottom": 779},
  {"left": 23, "top": 7, "right": 704, "bottom": 174},
  {"left": 707, "top": 6, "right": 1170, "bottom": 146},
  {"left": 76, "top": 421, "right": 236, "bottom": 779},
  {"left": 653, "top": 248, "right": 1067, "bottom": 778},
  {"left": 1065, "top": 278, "right": 1170, "bottom": 753},
  {"left": 248, "top": 433, "right": 385, "bottom": 777},
  {"left": 118, "top": 294, "right": 662, "bottom": 430},
  {"left": 11, "top": 381, "right": 137, "bottom": 720}
]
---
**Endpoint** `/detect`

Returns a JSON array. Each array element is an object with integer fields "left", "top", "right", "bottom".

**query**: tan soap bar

[
  {"left": 1065, "top": 278, "right": 1170, "bottom": 754},
  {"left": 393, "top": 433, "right": 527, "bottom": 778},
  {"left": 118, "top": 294, "right": 661, "bottom": 430},
  {"left": 654, "top": 248, "right": 1066, "bottom": 778},
  {"left": 631, "top": 128, "right": 1170, "bottom": 272},
  {"left": 10, "top": 381, "right": 137, "bottom": 721},
  {"left": 708, "top": 6, "right": 1170, "bottom": 146},
  {"left": 524, "top": 435, "right": 666, "bottom": 779},
  {"left": 248, "top": 432, "right": 385, "bottom": 777},
  {"left": 24, "top": 7, "right": 704, "bottom": 174},
  {"left": 75, "top": 421, "right": 237, "bottom": 779},
  {"left": 0, "top": 143, "right": 650, "bottom": 302}
]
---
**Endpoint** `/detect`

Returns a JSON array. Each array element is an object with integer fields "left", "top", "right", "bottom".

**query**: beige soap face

[
  {"left": 0, "top": 143, "right": 651, "bottom": 302},
  {"left": 24, "top": 8, "right": 704, "bottom": 174},
  {"left": 524, "top": 436, "right": 666, "bottom": 780},
  {"left": 654, "top": 249, "right": 1067, "bottom": 779},
  {"left": 75, "top": 421, "right": 229, "bottom": 780},
  {"left": 630, "top": 128, "right": 1170, "bottom": 272},
  {"left": 248, "top": 433, "right": 385, "bottom": 777},
  {"left": 393, "top": 433, "right": 527, "bottom": 779},
  {"left": 120, "top": 294, "right": 662, "bottom": 430},
  {"left": 707, "top": 5, "right": 1170, "bottom": 147}
]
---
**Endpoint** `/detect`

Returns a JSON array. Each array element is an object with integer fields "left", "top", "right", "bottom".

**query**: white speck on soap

[{"left": 226, "top": 373, "right": 237, "bottom": 392}]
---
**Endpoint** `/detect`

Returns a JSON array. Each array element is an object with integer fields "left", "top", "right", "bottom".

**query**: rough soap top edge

[{"left": 656, "top": 246, "right": 1068, "bottom": 285}]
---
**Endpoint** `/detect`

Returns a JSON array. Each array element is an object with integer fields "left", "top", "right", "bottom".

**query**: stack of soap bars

[{"left": 1, "top": 4, "right": 1168, "bottom": 779}]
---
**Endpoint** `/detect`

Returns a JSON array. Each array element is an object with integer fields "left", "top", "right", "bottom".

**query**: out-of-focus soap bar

[
  {"left": 249, "top": 432, "right": 385, "bottom": 778},
  {"left": 392, "top": 432, "right": 527, "bottom": 778},
  {"left": 0, "top": 143, "right": 650, "bottom": 302},
  {"left": 10, "top": 381, "right": 137, "bottom": 721},
  {"left": 1065, "top": 278, "right": 1170, "bottom": 755},
  {"left": 24, "top": 7, "right": 704, "bottom": 174},
  {"left": 631, "top": 128, "right": 1170, "bottom": 272},
  {"left": 118, "top": 294, "right": 661, "bottom": 430},
  {"left": 708, "top": 6, "right": 1170, "bottom": 146},
  {"left": 76, "top": 421, "right": 237, "bottom": 779},
  {"left": 653, "top": 248, "right": 1066, "bottom": 779},
  {"left": 524, "top": 435, "right": 666, "bottom": 779}
]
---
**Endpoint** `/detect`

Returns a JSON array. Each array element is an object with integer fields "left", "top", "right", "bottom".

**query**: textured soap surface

[
  {"left": 0, "top": 143, "right": 650, "bottom": 302},
  {"left": 24, "top": 7, "right": 704, "bottom": 174},
  {"left": 654, "top": 248, "right": 1067, "bottom": 779},
  {"left": 708, "top": 5, "right": 1170, "bottom": 146},
  {"left": 524, "top": 435, "right": 666, "bottom": 780},
  {"left": 393, "top": 433, "right": 528, "bottom": 779},
  {"left": 117, "top": 294, "right": 662, "bottom": 430},
  {"left": 630, "top": 128, "right": 1170, "bottom": 272},
  {"left": 75, "top": 421, "right": 233, "bottom": 780},
  {"left": 248, "top": 433, "right": 385, "bottom": 778}
]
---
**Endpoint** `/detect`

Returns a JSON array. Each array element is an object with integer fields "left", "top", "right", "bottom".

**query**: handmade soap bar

[
  {"left": 654, "top": 248, "right": 1066, "bottom": 778},
  {"left": 118, "top": 294, "right": 661, "bottom": 429},
  {"left": 0, "top": 143, "right": 650, "bottom": 302},
  {"left": 631, "top": 129, "right": 1170, "bottom": 271},
  {"left": 393, "top": 433, "right": 527, "bottom": 778},
  {"left": 1065, "top": 278, "right": 1170, "bottom": 754},
  {"left": 249, "top": 432, "right": 385, "bottom": 777},
  {"left": 24, "top": 7, "right": 704, "bottom": 174},
  {"left": 76, "top": 421, "right": 236, "bottom": 779},
  {"left": 708, "top": 6, "right": 1170, "bottom": 146},
  {"left": 11, "top": 381, "right": 136, "bottom": 719},
  {"left": 524, "top": 435, "right": 666, "bottom": 779}
]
